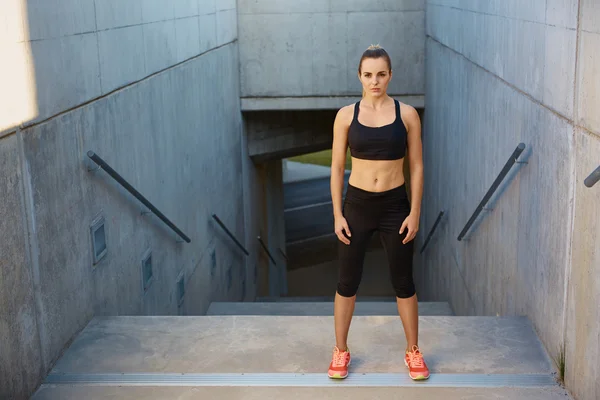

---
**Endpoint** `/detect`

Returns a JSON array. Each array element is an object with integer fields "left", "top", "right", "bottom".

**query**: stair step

[
  {"left": 32, "top": 315, "right": 570, "bottom": 399},
  {"left": 207, "top": 301, "right": 454, "bottom": 316},
  {"left": 32, "top": 385, "right": 571, "bottom": 400},
  {"left": 46, "top": 316, "right": 553, "bottom": 375}
]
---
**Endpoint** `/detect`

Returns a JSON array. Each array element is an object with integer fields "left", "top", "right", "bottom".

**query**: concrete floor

[
  {"left": 47, "top": 315, "right": 553, "bottom": 375},
  {"left": 31, "top": 311, "right": 571, "bottom": 400}
]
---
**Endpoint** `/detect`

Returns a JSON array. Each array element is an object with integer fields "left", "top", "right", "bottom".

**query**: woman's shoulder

[
  {"left": 335, "top": 103, "right": 357, "bottom": 125},
  {"left": 398, "top": 101, "right": 419, "bottom": 122}
]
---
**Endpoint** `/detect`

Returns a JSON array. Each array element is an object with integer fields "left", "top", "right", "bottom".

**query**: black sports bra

[{"left": 348, "top": 99, "right": 407, "bottom": 160}]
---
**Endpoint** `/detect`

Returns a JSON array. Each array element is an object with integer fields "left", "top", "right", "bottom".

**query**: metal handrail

[
  {"left": 211, "top": 214, "right": 249, "bottom": 255},
  {"left": 258, "top": 236, "right": 277, "bottom": 265},
  {"left": 457, "top": 143, "right": 527, "bottom": 241},
  {"left": 584, "top": 165, "right": 600, "bottom": 188},
  {"left": 420, "top": 210, "right": 445, "bottom": 254},
  {"left": 87, "top": 151, "right": 191, "bottom": 243}
]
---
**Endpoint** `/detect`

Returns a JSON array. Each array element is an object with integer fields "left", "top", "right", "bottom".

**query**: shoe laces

[
  {"left": 407, "top": 345, "right": 424, "bottom": 368},
  {"left": 332, "top": 348, "right": 347, "bottom": 367}
]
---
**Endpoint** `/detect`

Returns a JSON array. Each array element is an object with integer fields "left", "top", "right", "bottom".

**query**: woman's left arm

[{"left": 399, "top": 105, "right": 423, "bottom": 244}]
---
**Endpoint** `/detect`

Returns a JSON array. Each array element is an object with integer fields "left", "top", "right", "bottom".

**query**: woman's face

[{"left": 359, "top": 57, "right": 392, "bottom": 97}]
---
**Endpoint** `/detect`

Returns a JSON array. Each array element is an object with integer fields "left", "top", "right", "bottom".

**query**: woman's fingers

[
  {"left": 336, "top": 229, "right": 350, "bottom": 245},
  {"left": 343, "top": 221, "right": 351, "bottom": 238}
]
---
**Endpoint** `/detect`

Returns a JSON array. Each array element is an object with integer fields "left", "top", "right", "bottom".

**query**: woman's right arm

[{"left": 331, "top": 106, "right": 352, "bottom": 245}]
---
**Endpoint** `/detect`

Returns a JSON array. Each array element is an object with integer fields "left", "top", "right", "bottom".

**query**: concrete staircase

[{"left": 32, "top": 299, "right": 572, "bottom": 399}]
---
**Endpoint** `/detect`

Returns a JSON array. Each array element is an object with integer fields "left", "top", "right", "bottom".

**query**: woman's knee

[
  {"left": 392, "top": 275, "right": 416, "bottom": 298},
  {"left": 337, "top": 281, "right": 359, "bottom": 297}
]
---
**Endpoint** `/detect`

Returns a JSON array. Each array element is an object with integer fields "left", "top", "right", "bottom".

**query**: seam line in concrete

[
  {"left": 19, "top": 40, "right": 237, "bottom": 131},
  {"left": 16, "top": 127, "right": 47, "bottom": 371},
  {"left": 237, "top": 10, "right": 424, "bottom": 15},
  {"left": 93, "top": 0, "right": 103, "bottom": 94},
  {"left": 560, "top": 0, "right": 583, "bottom": 368},
  {"left": 44, "top": 372, "right": 559, "bottom": 388},
  {"left": 19, "top": 14, "right": 227, "bottom": 45},
  {"left": 427, "top": 3, "right": 559, "bottom": 27},
  {"left": 425, "top": 35, "right": 597, "bottom": 140},
  {"left": 0, "top": 130, "right": 17, "bottom": 139},
  {"left": 450, "top": 248, "right": 476, "bottom": 312}
]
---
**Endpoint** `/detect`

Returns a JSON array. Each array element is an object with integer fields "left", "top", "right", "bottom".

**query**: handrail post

[
  {"left": 584, "top": 165, "right": 600, "bottom": 188},
  {"left": 457, "top": 143, "right": 526, "bottom": 241},
  {"left": 87, "top": 151, "right": 191, "bottom": 243}
]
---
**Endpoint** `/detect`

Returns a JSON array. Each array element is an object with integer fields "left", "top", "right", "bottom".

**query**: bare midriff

[{"left": 348, "top": 157, "right": 405, "bottom": 192}]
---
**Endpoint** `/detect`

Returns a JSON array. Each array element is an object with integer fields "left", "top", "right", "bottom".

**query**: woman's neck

[{"left": 361, "top": 94, "right": 391, "bottom": 110}]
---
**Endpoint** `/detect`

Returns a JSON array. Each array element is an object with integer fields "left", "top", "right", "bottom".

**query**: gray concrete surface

[
  {"left": 0, "top": 133, "right": 44, "bottom": 399},
  {"left": 256, "top": 160, "right": 288, "bottom": 297},
  {"left": 2, "top": 0, "right": 237, "bottom": 130},
  {"left": 47, "top": 315, "right": 553, "bottom": 374},
  {"left": 31, "top": 386, "right": 573, "bottom": 400},
  {"left": 20, "top": 42, "right": 248, "bottom": 372},
  {"left": 206, "top": 301, "right": 454, "bottom": 316},
  {"left": 238, "top": 0, "right": 426, "bottom": 100},
  {"left": 419, "top": 2, "right": 599, "bottom": 399},
  {"left": 565, "top": 129, "right": 600, "bottom": 400},
  {"left": 1, "top": 2, "right": 259, "bottom": 399}
]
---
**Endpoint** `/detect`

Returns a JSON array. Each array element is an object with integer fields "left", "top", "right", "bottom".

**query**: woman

[{"left": 327, "top": 45, "right": 428, "bottom": 381}]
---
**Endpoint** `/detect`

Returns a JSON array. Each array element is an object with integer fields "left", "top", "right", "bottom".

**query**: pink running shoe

[
  {"left": 328, "top": 346, "right": 351, "bottom": 379},
  {"left": 404, "top": 345, "right": 430, "bottom": 380}
]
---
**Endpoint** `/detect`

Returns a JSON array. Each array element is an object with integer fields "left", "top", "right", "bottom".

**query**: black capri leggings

[{"left": 337, "top": 183, "right": 415, "bottom": 299}]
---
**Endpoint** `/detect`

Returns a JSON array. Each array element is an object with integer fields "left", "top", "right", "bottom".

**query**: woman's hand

[
  {"left": 335, "top": 216, "right": 351, "bottom": 245},
  {"left": 399, "top": 213, "right": 419, "bottom": 244}
]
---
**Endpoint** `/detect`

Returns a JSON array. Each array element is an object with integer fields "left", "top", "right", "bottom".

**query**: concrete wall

[
  {"left": 0, "top": 1, "right": 256, "bottom": 399},
  {"left": 565, "top": 2, "right": 600, "bottom": 398},
  {"left": 252, "top": 160, "right": 288, "bottom": 297},
  {"left": 237, "top": 0, "right": 426, "bottom": 109},
  {"left": 417, "top": 1, "right": 599, "bottom": 399}
]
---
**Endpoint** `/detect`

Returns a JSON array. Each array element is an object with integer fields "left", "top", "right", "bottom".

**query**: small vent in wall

[
  {"left": 142, "top": 251, "right": 153, "bottom": 292},
  {"left": 90, "top": 215, "right": 107, "bottom": 265}
]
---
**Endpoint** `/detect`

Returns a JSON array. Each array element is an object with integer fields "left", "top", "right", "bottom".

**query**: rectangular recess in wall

[{"left": 90, "top": 214, "right": 107, "bottom": 265}]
